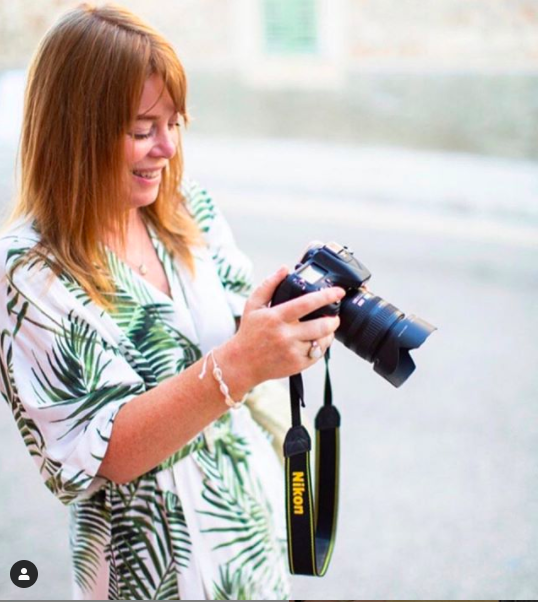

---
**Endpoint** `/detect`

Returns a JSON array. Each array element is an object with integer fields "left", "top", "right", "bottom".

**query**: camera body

[
  {"left": 272, "top": 242, "right": 369, "bottom": 320},
  {"left": 271, "top": 241, "right": 436, "bottom": 387}
]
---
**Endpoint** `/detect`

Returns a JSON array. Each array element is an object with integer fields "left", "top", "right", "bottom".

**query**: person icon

[
  {"left": 10, "top": 560, "right": 38, "bottom": 588},
  {"left": 18, "top": 567, "right": 30, "bottom": 581}
]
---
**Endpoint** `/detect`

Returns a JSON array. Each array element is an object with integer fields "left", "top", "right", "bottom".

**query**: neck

[
  {"left": 127, "top": 207, "right": 145, "bottom": 234},
  {"left": 104, "top": 208, "right": 146, "bottom": 254}
]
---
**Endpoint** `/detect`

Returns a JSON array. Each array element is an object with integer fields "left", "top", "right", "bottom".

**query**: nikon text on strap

[{"left": 283, "top": 348, "right": 340, "bottom": 576}]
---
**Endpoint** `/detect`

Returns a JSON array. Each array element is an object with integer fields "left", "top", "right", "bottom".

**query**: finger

[
  {"left": 294, "top": 315, "right": 340, "bottom": 342},
  {"left": 247, "top": 265, "right": 289, "bottom": 310},
  {"left": 277, "top": 287, "right": 345, "bottom": 323},
  {"left": 318, "top": 332, "right": 336, "bottom": 352},
  {"left": 303, "top": 333, "right": 335, "bottom": 361}
]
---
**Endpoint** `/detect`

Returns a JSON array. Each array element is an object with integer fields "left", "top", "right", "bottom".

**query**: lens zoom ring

[{"left": 358, "top": 303, "right": 400, "bottom": 361}]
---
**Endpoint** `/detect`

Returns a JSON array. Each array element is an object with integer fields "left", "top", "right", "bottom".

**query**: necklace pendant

[{"left": 139, "top": 263, "right": 148, "bottom": 275}]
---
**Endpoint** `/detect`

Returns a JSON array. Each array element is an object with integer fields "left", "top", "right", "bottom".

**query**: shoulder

[
  {"left": 0, "top": 219, "right": 66, "bottom": 321},
  {"left": 0, "top": 218, "right": 41, "bottom": 280}
]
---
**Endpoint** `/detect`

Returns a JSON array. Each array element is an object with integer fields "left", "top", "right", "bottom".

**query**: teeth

[{"left": 133, "top": 170, "right": 160, "bottom": 179}]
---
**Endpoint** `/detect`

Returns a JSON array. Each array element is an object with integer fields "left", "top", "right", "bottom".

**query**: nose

[{"left": 149, "top": 128, "right": 177, "bottom": 160}]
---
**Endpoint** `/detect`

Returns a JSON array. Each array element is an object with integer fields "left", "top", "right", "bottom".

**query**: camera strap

[{"left": 283, "top": 348, "right": 340, "bottom": 576}]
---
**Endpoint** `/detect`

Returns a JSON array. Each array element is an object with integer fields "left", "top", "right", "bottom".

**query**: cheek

[{"left": 124, "top": 139, "right": 150, "bottom": 166}]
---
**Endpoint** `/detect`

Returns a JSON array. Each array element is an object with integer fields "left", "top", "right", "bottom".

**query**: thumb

[{"left": 247, "top": 265, "right": 289, "bottom": 310}]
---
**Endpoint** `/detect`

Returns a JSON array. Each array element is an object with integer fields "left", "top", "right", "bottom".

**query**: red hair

[{"left": 7, "top": 2, "right": 203, "bottom": 309}]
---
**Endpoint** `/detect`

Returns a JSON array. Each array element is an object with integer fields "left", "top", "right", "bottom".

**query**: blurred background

[{"left": 0, "top": 0, "right": 537, "bottom": 600}]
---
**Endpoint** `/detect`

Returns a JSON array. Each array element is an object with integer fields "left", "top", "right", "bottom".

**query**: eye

[
  {"left": 128, "top": 120, "right": 181, "bottom": 140},
  {"left": 128, "top": 130, "right": 152, "bottom": 140}
]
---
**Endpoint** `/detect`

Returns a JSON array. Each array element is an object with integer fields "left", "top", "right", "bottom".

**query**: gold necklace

[{"left": 129, "top": 215, "right": 148, "bottom": 275}]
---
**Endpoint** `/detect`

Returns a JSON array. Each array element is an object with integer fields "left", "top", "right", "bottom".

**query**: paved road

[{"left": 0, "top": 135, "right": 537, "bottom": 600}]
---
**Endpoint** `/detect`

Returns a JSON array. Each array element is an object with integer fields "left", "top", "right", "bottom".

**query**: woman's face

[{"left": 124, "top": 74, "right": 181, "bottom": 210}]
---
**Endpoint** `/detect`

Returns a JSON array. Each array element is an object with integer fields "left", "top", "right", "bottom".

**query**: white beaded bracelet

[{"left": 198, "top": 348, "right": 246, "bottom": 410}]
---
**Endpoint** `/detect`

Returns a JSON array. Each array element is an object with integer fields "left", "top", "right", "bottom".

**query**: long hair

[{"left": 7, "top": 2, "right": 204, "bottom": 310}]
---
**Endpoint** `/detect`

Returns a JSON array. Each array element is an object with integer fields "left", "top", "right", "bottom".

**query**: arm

[
  {"left": 1, "top": 236, "right": 341, "bottom": 501},
  {"left": 98, "top": 337, "right": 251, "bottom": 484},
  {"left": 98, "top": 270, "right": 344, "bottom": 485}
]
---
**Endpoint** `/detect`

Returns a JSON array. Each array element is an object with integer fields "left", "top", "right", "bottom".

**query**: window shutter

[{"left": 262, "top": 0, "right": 319, "bottom": 55}]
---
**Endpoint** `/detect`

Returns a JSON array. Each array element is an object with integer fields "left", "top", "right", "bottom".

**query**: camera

[{"left": 271, "top": 241, "right": 436, "bottom": 387}]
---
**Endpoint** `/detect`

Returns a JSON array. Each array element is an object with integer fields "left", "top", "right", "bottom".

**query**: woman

[{"left": 0, "top": 4, "right": 343, "bottom": 600}]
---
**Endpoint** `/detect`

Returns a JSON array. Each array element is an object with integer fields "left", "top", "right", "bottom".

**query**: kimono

[{"left": 0, "top": 178, "right": 290, "bottom": 600}]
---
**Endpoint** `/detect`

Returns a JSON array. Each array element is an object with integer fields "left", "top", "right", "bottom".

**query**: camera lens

[{"left": 335, "top": 288, "right": 436, "bottom": 387}]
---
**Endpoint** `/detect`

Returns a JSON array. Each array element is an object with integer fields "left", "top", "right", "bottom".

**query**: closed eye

[{"left": 129, "top": 122, "right": 181, "bottom": 140}]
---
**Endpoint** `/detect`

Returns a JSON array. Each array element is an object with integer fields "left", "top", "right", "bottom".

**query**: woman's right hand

[{"left": 224, "top": 266, "right": 346, "bottom": 390}]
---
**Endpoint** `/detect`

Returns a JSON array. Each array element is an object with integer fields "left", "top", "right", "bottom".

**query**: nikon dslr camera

[{"left": 271, "top": 242, "right": 436, "bottom": 387}]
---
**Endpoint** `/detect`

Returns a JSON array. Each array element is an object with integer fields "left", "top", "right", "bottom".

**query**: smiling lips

[{"left": 132, "top": 168, "right": 162, "bottom": 180}]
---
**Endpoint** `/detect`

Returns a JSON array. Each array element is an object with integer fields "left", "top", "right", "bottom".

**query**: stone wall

[
  {"left": 347, "top": 0, "right": 538, "bottom": 68},
  {"left": 1, "top": 0, "right": 537, "bottom": 158},
  {"left": 1, "top": 0, "right": 537, "bottom": 70}
]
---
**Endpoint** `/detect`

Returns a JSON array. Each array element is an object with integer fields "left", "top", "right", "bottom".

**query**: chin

[{"left": 130, "top": 193, "right": 159, "bottom": 209}]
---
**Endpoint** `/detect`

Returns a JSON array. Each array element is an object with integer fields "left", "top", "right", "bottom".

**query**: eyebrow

[{"left": 136, "top": 112, "right": 179, "bottom": 121}]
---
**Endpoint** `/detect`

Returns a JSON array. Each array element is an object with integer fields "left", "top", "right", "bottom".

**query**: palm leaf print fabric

[{"left": 0, "top": 178, "right": 290, "bottom": 600}]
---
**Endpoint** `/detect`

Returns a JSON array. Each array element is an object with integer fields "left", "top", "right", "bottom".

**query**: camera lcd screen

[{"left": 298, "top": 264, "right": 325, "bottom": 284}]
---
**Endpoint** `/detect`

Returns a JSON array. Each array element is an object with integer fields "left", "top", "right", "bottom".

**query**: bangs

[{"left": 149, "top": 45, "right": 189, "bottom": 121}]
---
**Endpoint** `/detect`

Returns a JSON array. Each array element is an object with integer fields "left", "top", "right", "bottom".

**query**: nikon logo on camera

[{"left": 292, "top": 471, "right": 305, "bottom": 515}]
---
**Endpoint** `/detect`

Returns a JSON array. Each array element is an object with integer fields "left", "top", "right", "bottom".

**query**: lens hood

[{"left": 373, "top": 315, "right": 437, "bottom": 387}]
